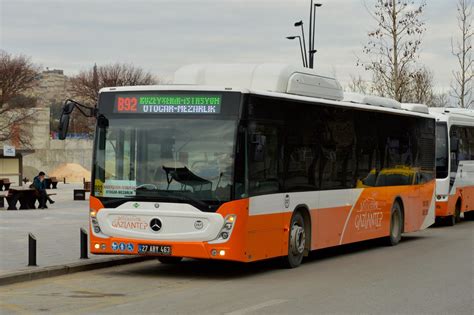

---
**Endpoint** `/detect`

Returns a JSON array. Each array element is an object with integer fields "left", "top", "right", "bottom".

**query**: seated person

[{"left": 33, "top": 171, "right": 55, "bottom": 209}]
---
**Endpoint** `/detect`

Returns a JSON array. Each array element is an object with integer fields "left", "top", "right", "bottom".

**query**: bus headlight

[
  {"left": 91, "top": 217, "right": 102, "bottom": 234},
  {"left": 209, "top": 215, "right": 236, "bottom": 244}
]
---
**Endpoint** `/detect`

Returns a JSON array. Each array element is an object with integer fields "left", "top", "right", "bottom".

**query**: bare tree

[
  {"left": 70, "top": 63, "right": 158, "bottom": 105},
  {"left": 0, "top": 50, "right": 39, "bottom": 147},
  {"left": 405, "top": 67, "right": 435, "bottom": 104},
  {"left": 68, "top": 63, "right": 158, "bottom": 134},
  {"left": 451, "top": 0, "right": 473, "bottom": 108},
  {"left": 347, "top": 75, "right": 372, "bottom": 94},
  {"left": 359, "top": 0, "right": 427, "bottom": 102},
  {"left": 431, "top": 92, "right": 451, "bottom": 108}
]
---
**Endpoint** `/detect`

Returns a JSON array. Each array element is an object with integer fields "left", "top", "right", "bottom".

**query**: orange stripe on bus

[
  {"left": 89, "top": 181, "right": 435, "bottom": 262},
  {"left": 90, "top": 196, "right": 104, "bottom": 212}
]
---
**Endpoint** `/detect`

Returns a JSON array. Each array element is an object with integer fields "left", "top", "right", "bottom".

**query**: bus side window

[{"left": 469, "top": 127, "right": 474, "bottom": 159}]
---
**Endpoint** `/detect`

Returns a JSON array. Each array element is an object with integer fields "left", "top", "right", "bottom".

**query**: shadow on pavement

[
  {"left": 113, "top": 234, "right": 429, "bottom": 281},
  {"left": 430, "top": 217, "right": 472, "bottom": 229}
]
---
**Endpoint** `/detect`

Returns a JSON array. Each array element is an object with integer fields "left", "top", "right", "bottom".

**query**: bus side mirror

[
  {"left": 450, "top": 136, "right": 459, "bottom": 152},
  {"left": 250, "top": 134, "right": 266, "bottom": 162},
  {"left": 58, "top": 102, "right": 74, "bottom": 140}
]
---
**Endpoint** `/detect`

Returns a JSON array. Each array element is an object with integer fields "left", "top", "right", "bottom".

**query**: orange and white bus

[
  {"left": 429, "top": 108, "right": 474, "bottom": 225},
  {"left": 60, "top": 64, "right": 436, "bottom": 267}
]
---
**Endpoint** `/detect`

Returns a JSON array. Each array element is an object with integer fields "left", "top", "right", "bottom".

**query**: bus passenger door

[{"left": 246, "top": 123, "right": 286, "bottom": 261}]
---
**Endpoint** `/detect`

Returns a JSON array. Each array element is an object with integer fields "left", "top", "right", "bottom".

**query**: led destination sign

[{"left": 114, "top": 95, "right": 222, "bottom": 114}]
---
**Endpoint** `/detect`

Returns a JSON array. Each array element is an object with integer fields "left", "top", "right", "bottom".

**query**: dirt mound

[
  {"left": 23, "top": 165, "right": 40, "bottom": 181},
  {"left": 49, "top": 163, "right": 91, "bottom": 183}
]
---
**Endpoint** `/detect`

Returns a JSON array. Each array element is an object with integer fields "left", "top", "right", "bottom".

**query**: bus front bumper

[{"left": 89, "top": 236, "right": 243, "bottom": 262}]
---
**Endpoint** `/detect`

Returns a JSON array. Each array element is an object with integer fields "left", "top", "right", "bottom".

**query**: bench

[
  {"left": 50, "top": 177, "right": 59, "bottom": 189},
  {"left": 4, "top": 188, "right": 57, "bottom": 210},
  {"left": 0, "top": 178, "right": 13, "bottom": 191},
  {"left": 44, "top": 177, "right": 59, "bottom": 189},
  {"left": 84, "top": 181, "right": 91, "bottom": 192},
  {"left": 0, "top": 191, "right": 7, "bottom": 208}
]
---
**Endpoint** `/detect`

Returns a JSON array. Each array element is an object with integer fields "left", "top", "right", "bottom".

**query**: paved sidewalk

[{"left": 0, "top": 183, "right": 104, "bottom": 276}]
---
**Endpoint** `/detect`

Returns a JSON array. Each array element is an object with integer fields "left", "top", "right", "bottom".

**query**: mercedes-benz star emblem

[
  {"left": 194, "top": 220, "right": 204, "bottom": 230},
  {"left": 150, "top": 218, "right": 162, "bottom": 232}
]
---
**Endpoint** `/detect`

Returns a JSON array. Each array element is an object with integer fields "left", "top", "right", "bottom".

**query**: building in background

[{"left": 2, "top": 69, "right": 93, "bottom": 181}]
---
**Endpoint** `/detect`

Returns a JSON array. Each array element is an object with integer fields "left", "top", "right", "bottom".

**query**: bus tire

[
  {"left": 454, "top": 201, "right": 462, "bottom": 223},
  {"left": 446, "top": 201, "right": 461, "bottom": 226},
  {"left": 157, "top": 256, "right": 183, "bottom": 264},
  {"left": 445, "top": 215, "right": 455, "bottom": 226},
  {"left": 282, "top": 212, "right": 306, "bottom": 268},
  {"left": 385, "top": 201, "right": 403, "bottom": 246}
]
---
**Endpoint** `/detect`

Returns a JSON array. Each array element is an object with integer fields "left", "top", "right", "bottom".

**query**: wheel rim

[{"left": 290, "top": 223, "right": 305, "bottom": 256}]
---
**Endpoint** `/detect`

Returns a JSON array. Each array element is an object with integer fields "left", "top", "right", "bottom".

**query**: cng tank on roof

[{"left": 174, "top": 63, "right": 344, "bottom": 101}]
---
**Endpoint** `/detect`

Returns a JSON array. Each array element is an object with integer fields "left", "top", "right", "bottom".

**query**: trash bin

[{"left": 74, "top": 189, "right": 86, "bottom": 200}]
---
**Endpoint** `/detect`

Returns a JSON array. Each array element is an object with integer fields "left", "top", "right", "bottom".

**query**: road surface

[{"left": 0, "top": 221, "right": 473, "bottom": 314}]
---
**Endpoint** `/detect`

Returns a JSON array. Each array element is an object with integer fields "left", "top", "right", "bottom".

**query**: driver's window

[
  {"left": 450, "top": 126, "right": 461, "bottom": 174},
  {"left": 104, "top": 128, "right": 136, "bottom": 181}
]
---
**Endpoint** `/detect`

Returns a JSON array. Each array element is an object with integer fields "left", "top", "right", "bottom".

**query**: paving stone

[{"left": 0, "top": 184, "right": 104, "bottom": 275}]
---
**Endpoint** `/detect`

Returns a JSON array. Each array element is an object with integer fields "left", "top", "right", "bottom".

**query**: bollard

[
  {"left": 28, "top": 233, "right": 37, "bottom": 266},
  {"left": 80, "top": 228, "right": 88, "bottom": 259},
  {"left": 63, "top": 177, "right": 66, "bottom": 184}
]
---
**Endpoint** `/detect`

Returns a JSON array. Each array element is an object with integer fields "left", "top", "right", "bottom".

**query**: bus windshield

[
  {"left": 435, "top": 122, "right": 449, "bottom": 179},
  {"left": 93, "top": 117, "right": 237, "bottom": 211}
]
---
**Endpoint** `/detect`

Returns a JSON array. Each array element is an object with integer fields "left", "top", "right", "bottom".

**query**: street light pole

[
  {"left": 294, "top": 21, "right": 308, "bottom": 67},
  {"left": 309, "top": 0, "right": 314, "bottom": 68},
  {"left": 286, "top": 36, "right": 305, "bottom": 67},
  {"left": 309, "top": 49, "right": 317, "bottom": 67},
  {"left": 311, "top": 3, "right": 322, "bottom": 68}
]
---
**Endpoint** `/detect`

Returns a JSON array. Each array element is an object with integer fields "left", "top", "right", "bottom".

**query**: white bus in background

[{"left": 429, "top": 108, "right": 474, "bottom": 225}]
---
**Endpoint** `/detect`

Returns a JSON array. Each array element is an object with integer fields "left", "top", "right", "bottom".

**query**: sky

[{"left": 0, "top": 0, "right": 462, "bottom": 92}]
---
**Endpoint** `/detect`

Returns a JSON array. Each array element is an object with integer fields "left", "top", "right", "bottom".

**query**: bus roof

[
  {"left": 99, "top": 63, "right": 433, "bottom": 119},
  {"left": 429, "top": 107, "right": 474, "bottom": 126}
]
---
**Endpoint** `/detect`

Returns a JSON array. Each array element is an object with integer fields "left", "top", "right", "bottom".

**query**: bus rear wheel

[
  {"left": 282, "top": 212, "right": 306, "bottom": 268},
  {"left": 446, "top": 202, "right": 461, "bottom": 226},
  {"left": 385, "top": 201, "right": 403, "bottom": 246},
  {"left": 157, "top": 256, "right": 183, "bottom": 264}
]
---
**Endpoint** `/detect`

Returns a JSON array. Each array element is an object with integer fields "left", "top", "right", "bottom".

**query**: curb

[{"left": 0, "top": 256, "right": 152, "bottom": 286}]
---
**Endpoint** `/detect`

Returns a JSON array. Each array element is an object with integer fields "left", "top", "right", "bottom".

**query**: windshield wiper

[
  {"left": 133, "top": 189, "right": 212, "bottom": 210},
  {"left": 136, "top": 183, "right": 159, "bottom": 191}
]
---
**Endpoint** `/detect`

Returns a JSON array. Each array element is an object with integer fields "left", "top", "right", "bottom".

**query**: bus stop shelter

[{"left": 0, "top": 149, "right": 34, "bottom": 187}]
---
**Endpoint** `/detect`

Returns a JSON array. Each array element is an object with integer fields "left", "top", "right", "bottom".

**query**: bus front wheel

[
  {"left": 283, "top": 212, "right": 306, "bottom": 268},
  {"left": 385, "top": 201, "right": 403, "bottom": 246}
]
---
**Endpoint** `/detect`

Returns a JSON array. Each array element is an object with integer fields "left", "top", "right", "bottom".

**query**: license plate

[{"left": 138, "top": 244, "right": 172, "bottom": 256}]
